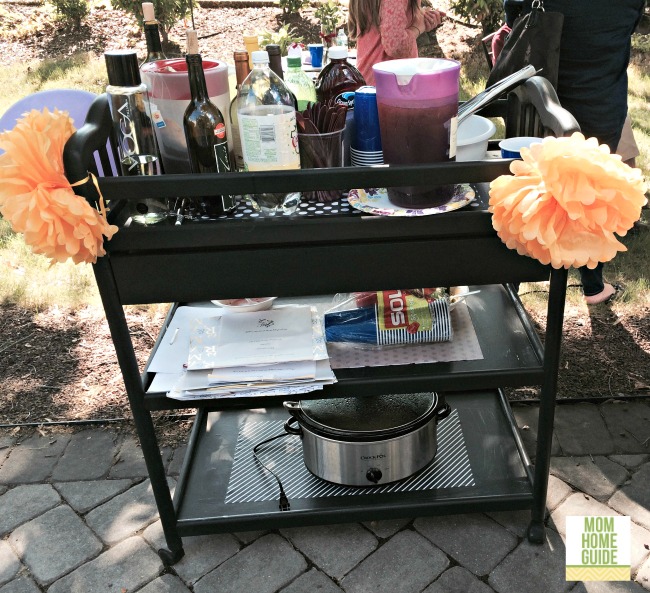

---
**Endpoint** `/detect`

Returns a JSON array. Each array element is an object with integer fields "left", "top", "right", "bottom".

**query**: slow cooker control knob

[{"left": 366, "top": 468, "right": 383, "bottom": 484}]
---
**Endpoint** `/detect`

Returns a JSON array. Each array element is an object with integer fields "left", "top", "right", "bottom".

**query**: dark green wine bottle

[
  {"left": 141, "top": 2, "right": 166, "bottom": 65},
  {"left": 183, "top": 31, "right": 236, "bottom": 215}
]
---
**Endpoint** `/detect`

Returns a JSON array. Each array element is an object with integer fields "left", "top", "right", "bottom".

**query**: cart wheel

[
  {"left": 526, "top": 520, "right": 546, "bottom": 544},
  {"left": 158, "top": 547, "right": 185, "bottom": 566}
]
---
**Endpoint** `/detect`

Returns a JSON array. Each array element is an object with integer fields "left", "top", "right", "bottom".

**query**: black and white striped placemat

[{"left": 224, "top": 410, "right": 474, "bottom": 504}]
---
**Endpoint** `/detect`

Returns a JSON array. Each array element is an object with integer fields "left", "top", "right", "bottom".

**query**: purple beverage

[
  {"left": 373, "top": 58, "right": 460, "bottom": 209},
  {"left": 377, "top": 96, "right": 457, "bottom": 208}
]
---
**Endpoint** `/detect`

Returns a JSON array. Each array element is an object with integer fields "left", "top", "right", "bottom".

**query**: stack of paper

[{"left": 146, "top": 305, "right": 336, "bottom": 401}]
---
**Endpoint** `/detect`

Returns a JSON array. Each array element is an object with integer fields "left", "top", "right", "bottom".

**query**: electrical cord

[{"left": 252, "top": 433, "right": 293, "bottom": 511}]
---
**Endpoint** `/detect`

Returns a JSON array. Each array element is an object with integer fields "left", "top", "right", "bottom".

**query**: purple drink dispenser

[
  {"left": 141, "top": 59, "right": 230, "bottom": 174},
  {"left": 372, "top": 58, "right": 460, "bottom": 208}
]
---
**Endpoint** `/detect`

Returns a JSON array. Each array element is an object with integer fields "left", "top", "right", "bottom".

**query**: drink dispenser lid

[
  {"left": 105, "top": 50, "right": 142, "bottom": 87},
  {"left": 141, "top": 58, "right": 229, "bottom": 99},
  {"left": 373, "top": 58, "right": 460, "bottom": 98}
]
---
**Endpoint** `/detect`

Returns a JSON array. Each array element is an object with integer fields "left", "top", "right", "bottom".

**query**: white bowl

[
  {"left": 211, "top": 297, "right": 277, "bottom": 312},
  {"left": 456, "top": 115, "right": 497, "bottom": 161}
]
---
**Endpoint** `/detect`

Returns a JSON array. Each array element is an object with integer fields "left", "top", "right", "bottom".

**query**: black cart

[{"left": 63, "top": 77, "right": 579, "bottom": 565}]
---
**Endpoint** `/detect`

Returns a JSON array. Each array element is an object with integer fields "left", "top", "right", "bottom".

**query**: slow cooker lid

[{"left": 298, "top": 392, "right": 438, "bottom": 434}]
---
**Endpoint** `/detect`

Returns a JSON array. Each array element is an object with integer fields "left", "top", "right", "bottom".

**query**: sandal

[{"left": 586, "top": 283, "right": 625, "bottom": 306}]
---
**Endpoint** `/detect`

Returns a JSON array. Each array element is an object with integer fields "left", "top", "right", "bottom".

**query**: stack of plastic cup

[{"left": 350, "top": 86, "right": 383, "bottom": 166}]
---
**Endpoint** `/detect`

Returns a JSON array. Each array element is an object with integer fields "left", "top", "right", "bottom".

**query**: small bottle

[
  {"left": 141, "top": 2, "right": 166, "bottom": 65},
  {"left": 336, "top": 28, "right": 348, "bottom": 48},
  {"left": 105, "top": 49, "right": 167, "bottom": 223},
  {"left": 228, "top": 50, "right": 251, "bottom": 172},
  {"left": 183, "top": 30, "right": 236, "bottom": 216},
  {"left": 284, "top": 46, "right": 316, "bottom": 111},
  {"left": 237, "top": 50, "right": 301, "bottom": 214},
  {"left": 243, "top": 33, "right": 259, "bottom": 69}
]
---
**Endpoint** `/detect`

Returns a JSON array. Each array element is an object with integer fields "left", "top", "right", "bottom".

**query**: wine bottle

[
  {"left": 141, "top": 2, "right": 166, "bottom": 65},
  {"left": 228, "top": 50, "right": 250, "bottom": 171},
  {"left": 183, "top": 30, "right": 236, "bottom": 215}
]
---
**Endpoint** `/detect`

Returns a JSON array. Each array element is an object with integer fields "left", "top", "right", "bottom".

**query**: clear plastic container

[
  {"left": 373, "top": 58, "right": 461, "bottom": 209},
  {"left": 284, "top": 56, "right": 317, "bottom": 111},
  {"left": 237, "top": 50, "right": 301, "bottom": 214}
]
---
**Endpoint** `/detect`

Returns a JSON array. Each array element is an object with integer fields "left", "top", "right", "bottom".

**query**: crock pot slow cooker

[{"left": 283, "top": 392, "right": 451, "bottom": 486}]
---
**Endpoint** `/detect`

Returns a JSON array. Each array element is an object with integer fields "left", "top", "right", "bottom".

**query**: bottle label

[
  {"left": 239, "top": 108, "right": 300, "bottom": 169},
  {"left": 151, "top": 106, "right": 166, "bottom": 129},
  {"left": 334, "top": 91, "right": 355, "bottom": 110},
  {"left": 214, "top": 122, "right": 226, "bottom": 140},
  {"left": 213, "top": 140, "right": 232, "bottom": 174}
]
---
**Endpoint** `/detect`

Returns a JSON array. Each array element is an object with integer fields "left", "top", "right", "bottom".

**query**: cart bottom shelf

[{"left": 174, "top": 390, "right": 534, "bottom": 535}]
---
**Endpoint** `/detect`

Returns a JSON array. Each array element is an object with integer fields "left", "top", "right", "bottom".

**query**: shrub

[
  {"left": 449, "top": 0, "right": 504, "bottom": 33},
  {"left": 259, "top": 25, "right": 304, "bottom": 54},
  {"left": 278, "top": 0, "right": 309, "bottom": 19},
  {"left": 315, "top": 0, "right": 344, "bottom": 34},
  {"left": 49, "top": 0, "right": 89, "bottom": 29},
  {"left": 109, "top": 0, "right": 192, "bottom": 44}
]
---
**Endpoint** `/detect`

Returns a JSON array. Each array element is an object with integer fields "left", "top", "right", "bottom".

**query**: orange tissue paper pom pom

[
  {"left": 488, "top": 133, "right": 647, "bottom": 269},
  {"left": 0, "top": 108, "right": 118, "bottom": 265}
]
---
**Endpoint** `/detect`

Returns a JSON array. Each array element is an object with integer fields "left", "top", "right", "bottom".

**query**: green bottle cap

[{"left": 287, "top": 57, "right": 302, "bottom": 68}]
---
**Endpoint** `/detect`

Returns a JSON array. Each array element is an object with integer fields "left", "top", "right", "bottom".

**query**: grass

[
  {"left": 0, "top": 218, "right": 100, "bottom": 309},
  {"left": 0, "top": 23, "right": 648, "bottom": 310},
  {"left": 0, "top": 53, "right": 106, "bottom": 117}
]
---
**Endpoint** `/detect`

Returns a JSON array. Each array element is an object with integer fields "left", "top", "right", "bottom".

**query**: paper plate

[
  {"left": 347, "top": 185, "right": 475, "bottom": 217},
  {"left": 211, "top": 297, "right": 277, "bottom": 312}
]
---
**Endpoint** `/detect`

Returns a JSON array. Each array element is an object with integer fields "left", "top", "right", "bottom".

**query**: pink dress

[{"left": 356, "top": 0, "right": 419, "bottom": 85}]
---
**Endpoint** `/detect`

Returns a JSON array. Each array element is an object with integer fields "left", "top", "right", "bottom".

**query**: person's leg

[
  {"left": 580, "top": 263, "right": 618, "bottom": 304},
  {"left": 616, "top": 114, "right": 639, "bottom": 167}
]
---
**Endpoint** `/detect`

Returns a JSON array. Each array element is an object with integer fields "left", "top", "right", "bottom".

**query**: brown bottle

[
  {"left": 266, "top": 44, "right": 299, "bottom": 110},
  {"left": 315, "top": 46, "right": 366, "bottom": 105},
  {"left": 315, "top": 46, "right": 366, "bottom": 166},
  {"left": 266, "top": 44, "right": 284, "bottom": 80}
]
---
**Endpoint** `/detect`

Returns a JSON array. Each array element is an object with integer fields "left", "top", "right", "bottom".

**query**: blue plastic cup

[
  {"left": 353, "top": 86, "right": 382, "bottom": 152},
  {"left": 308, "top": 44, "right": 324, "bottom": 68},
  {"left": 499, "top": 136, "right": 542, "bottom": 159}
]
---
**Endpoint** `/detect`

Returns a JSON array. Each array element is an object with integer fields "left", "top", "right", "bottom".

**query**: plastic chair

[
  {"left": 0, "top": 88, "right": 97, "bottom": 164},
  {"left": 481, "top": 32, "right": 497, "bottom": 70},
  {"left": 476, "top": 76, "right": 580, "bottom": 146},
  {"left": 0, "top": 88, "right": 117, "bottom": 176},
  {"left": 0, "top": 88, "right": 96, "bottom": 134}
]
